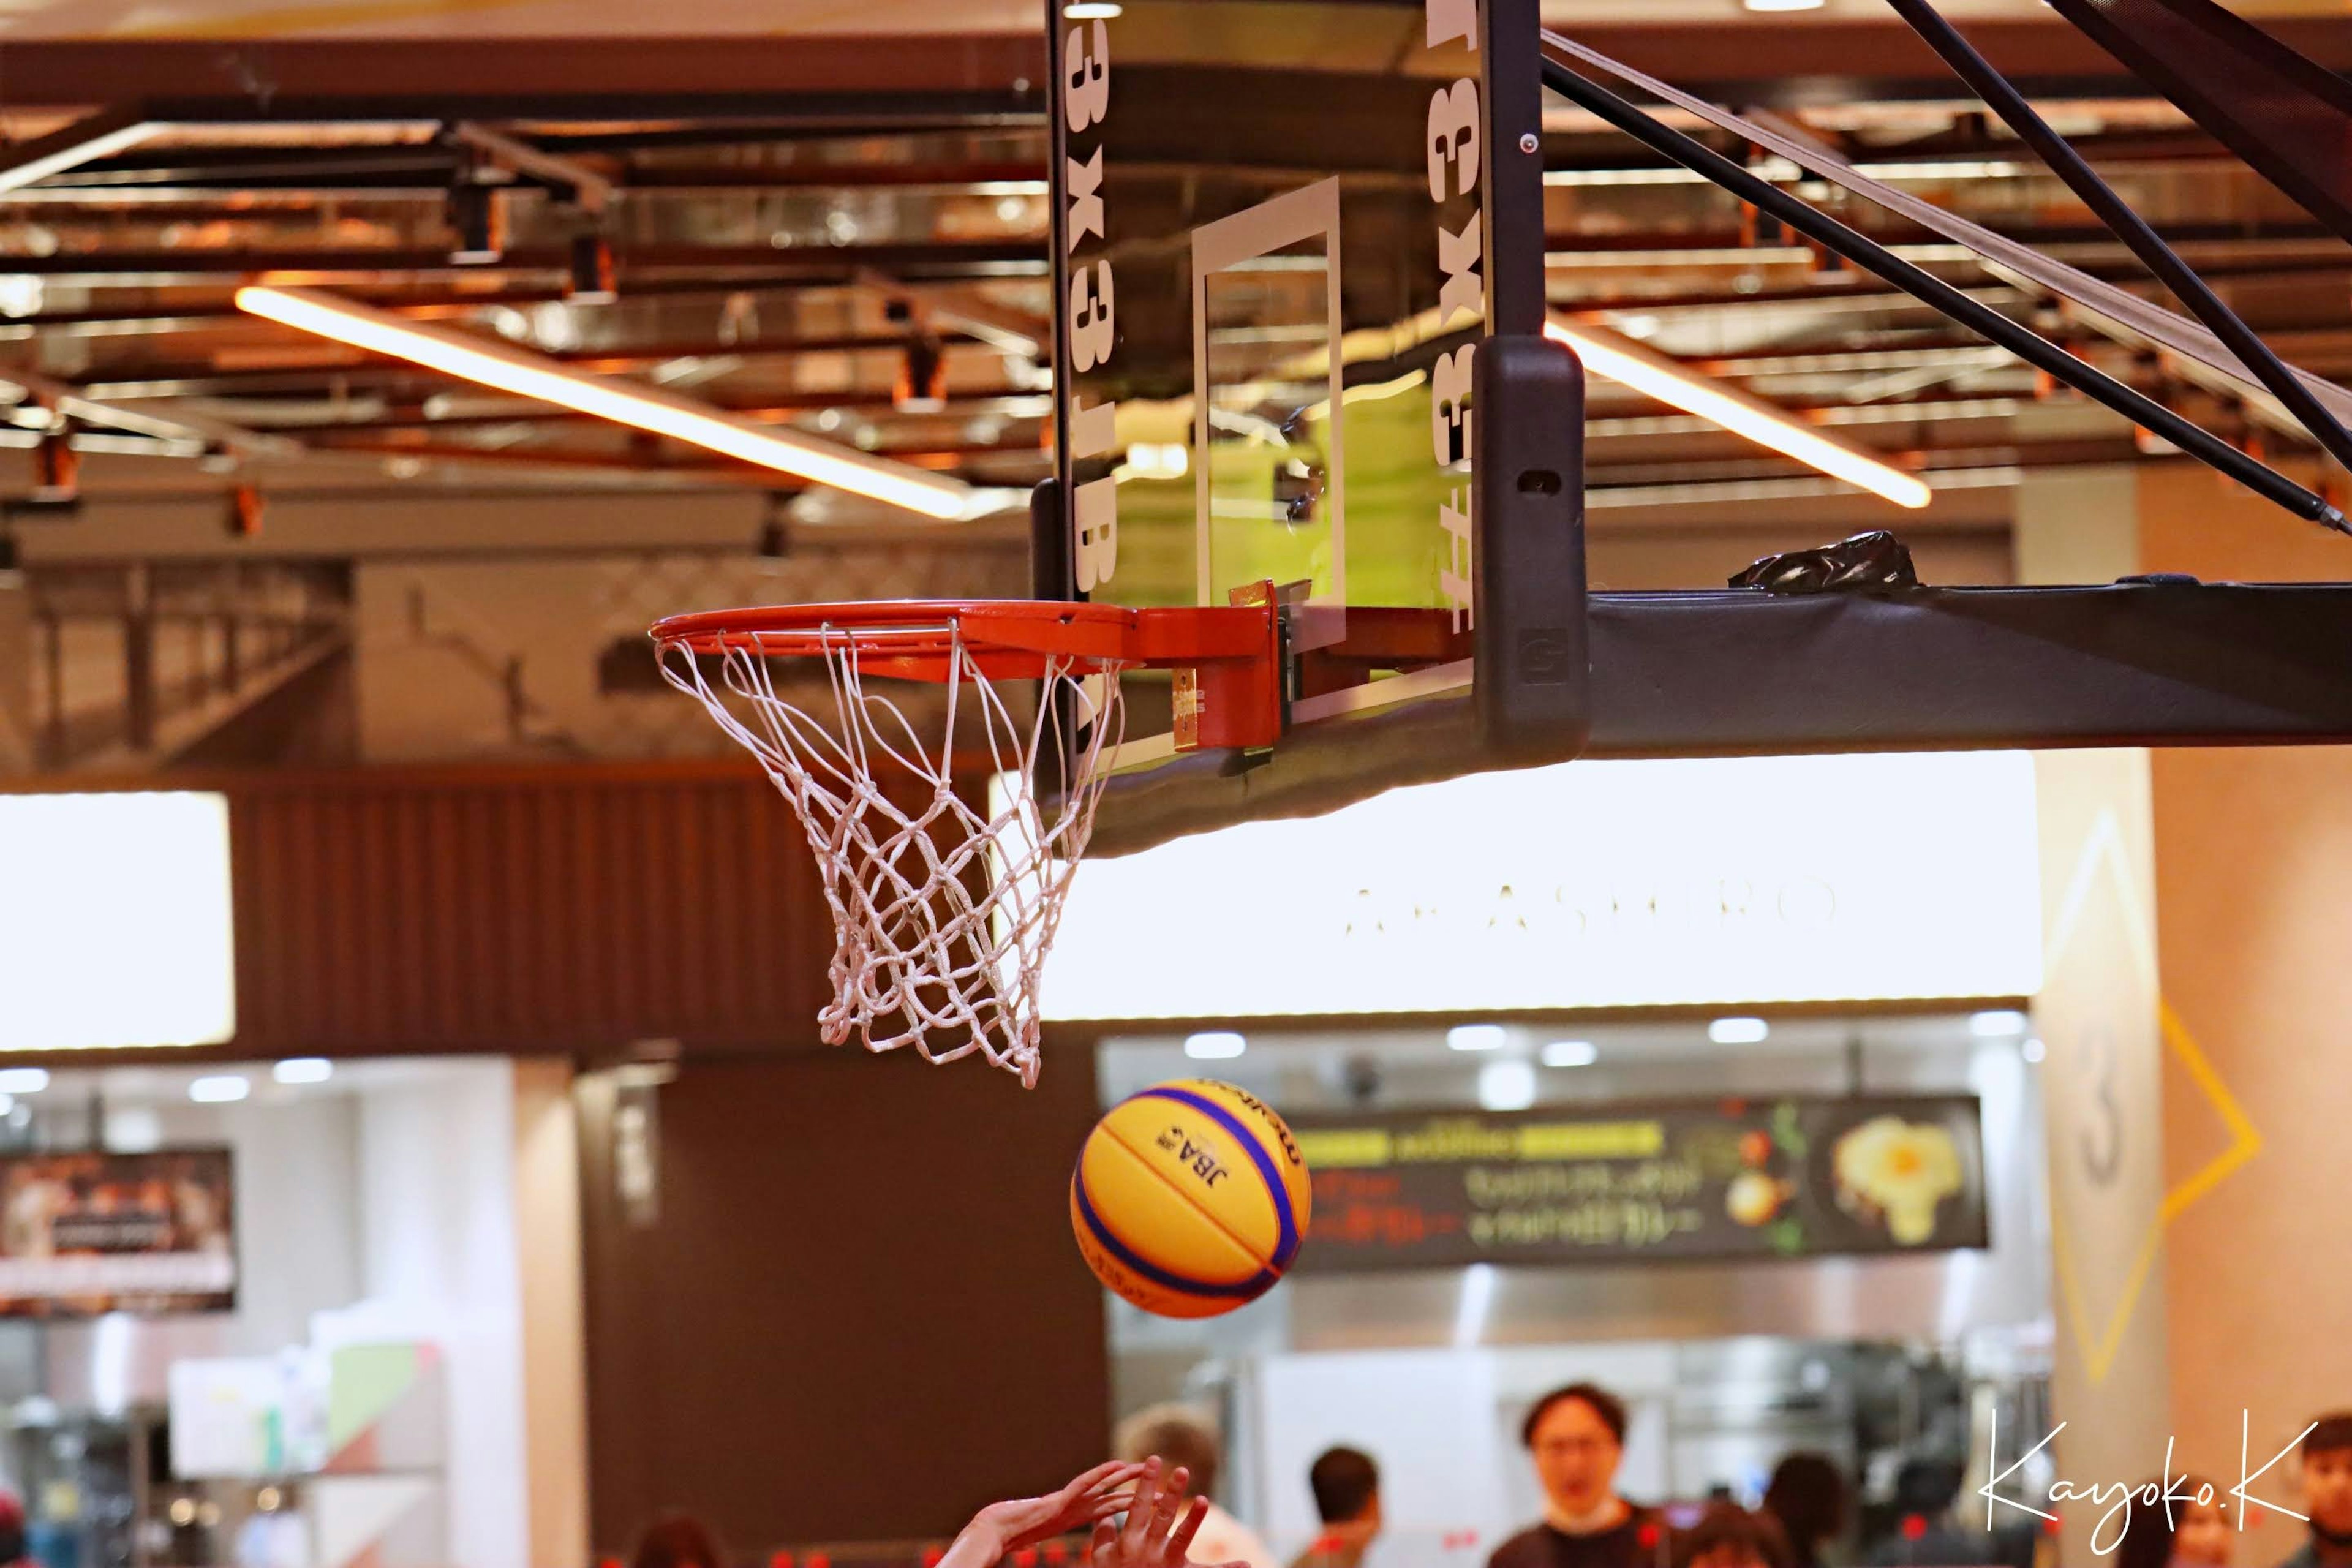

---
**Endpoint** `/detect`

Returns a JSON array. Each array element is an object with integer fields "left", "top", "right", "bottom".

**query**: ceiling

[
  {"left": 0, "top": 2, "right": 2344, "bottom": 579},
  {"left": 0, "top": 0, "right": 2341, "bottom": 37}
]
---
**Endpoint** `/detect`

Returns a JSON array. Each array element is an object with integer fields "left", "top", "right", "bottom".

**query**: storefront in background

[
  {"left": 0, "top": 1055, "right": 578, "bottom": 1568},
  {"left": 1039, "top": 751, "right": 2054, "bottom": 1562},
  {"left": 0, "top": 778, "right": 586, "bottom": 1568}
]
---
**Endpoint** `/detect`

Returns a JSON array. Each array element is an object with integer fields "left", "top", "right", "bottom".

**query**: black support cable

[
  {"left": 1536, "top": 43, "right": 2350, "bottom": 532},
  {"left": 1883, "top": 0, "right": 2352, "bottom": 476}
]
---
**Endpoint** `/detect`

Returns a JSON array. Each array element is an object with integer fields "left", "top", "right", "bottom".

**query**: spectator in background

[
  {"left": 1763, "top": 1454, "right": 1849, "bottom": 1568},
  {"left": 1865, "top": 1459, "right": 2031, "bottom": 1568},
  {"left": 1489, "top": 1383, "right": 1660, "bottom": 1568},
  {"left": 2280, "top": 1415, "right": 2352, "bottom": 1568},
  {"left": 633, "top": 1515, "right": 726, "bottom": 1568},
  {"left": 1115, "top": 1404, "right": 1283, "bottom": 1568},
  {"left": 0, "top": 1490, "right": 28, "bottom": 1568},
  {"left": 2112, "top": 1475, "right": 2231, "bottom": 1568},
  {"left": 1293, "top": 1448, "right": 1383, "bottom": 1568},
  {"left": 1676, "top": 1505, "right": 1789, "bottom": 1568}
]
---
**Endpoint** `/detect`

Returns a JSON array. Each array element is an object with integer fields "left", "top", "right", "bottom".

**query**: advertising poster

[
  {"left": 0, "top": 1148, "right": 236, "bottom": 1316},
  {"left": 1291, "top": 1095, "right": 1987, "bottom": 1271}
]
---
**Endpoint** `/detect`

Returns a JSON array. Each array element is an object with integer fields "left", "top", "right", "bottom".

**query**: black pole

[
  {"left": 1883, "top": 0, "right": 2352, "bottom": 476},
  {"left": 1536, "top": 45, "right": 2350, "bottom": 532}
]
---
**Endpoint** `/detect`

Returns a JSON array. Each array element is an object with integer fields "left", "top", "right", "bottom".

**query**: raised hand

[
  {"left": 1090, "top": 1459, "right": 1248, "bottom": 1568},
  {"left": 938, "top": 1460, "right": 1149, "bottom": 1568}
]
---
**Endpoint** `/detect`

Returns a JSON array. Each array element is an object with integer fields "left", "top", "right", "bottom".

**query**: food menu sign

[
  {"left": 0, "top": 1149, "right": 236, "bottom": 1316},
  {"left": 1289, "top": 1096, "right": 1986, "bottom": 1271}
]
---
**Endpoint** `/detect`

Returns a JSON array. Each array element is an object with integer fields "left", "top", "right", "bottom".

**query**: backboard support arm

[
  {"left": 1883, "top": 0, "right": 2352, "bottom": 475},
  {"left": 1537, "top": 45, "right": 2350, "bottom": 534}
]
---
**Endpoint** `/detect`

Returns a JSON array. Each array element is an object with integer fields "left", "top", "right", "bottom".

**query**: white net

[{"left": 657, "top": 620, "right": 1124, "bottom": 1087}]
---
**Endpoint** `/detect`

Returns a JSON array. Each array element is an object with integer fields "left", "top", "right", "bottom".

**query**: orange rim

[{"left": 649, "top": 598, "right": 1278, "bottom": 680}]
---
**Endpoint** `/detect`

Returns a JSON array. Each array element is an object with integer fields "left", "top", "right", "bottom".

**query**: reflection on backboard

[
  {"left": 1049, "top": 0, "right": 1539, "bottom": 764},
  {"left": 1193, "top": 178, "right": 1347, "bottom": 649}
]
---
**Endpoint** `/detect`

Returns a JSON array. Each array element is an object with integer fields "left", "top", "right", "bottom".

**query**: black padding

[{"left": 1085, "top": 581, "right": 2352, "bottom": 855}]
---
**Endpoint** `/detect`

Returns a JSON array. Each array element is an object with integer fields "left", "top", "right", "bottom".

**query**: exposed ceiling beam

[
  {"left": 69, "top": 333, "right": 997, "bottom": 393},
  {"left": 0, "top": 275, "right": 1030, "bottom": 338},
  {"left": 0, "top": 364, "right": 300, "bottom": 460},
  {"left": 0, "top": 241, "right": 1044, "bottom": 285},
  {"left": 448, "top": 123, "right": 614, "bottom": 216},
  {"left": 854, "top": 268, "right": 1047, "bottom": 357},
  {"left": 0, "top": 35, "right": 1050, "bottom": 114},
  {"left": 1546, "top": 219, "right": 2348, "bottom": 255},
  {"left": 95, "top": 389, "right": 1052, "bottom": 432},
  {"left": 0, "top": 107, "right": 162, "bottom": 197},
  {"left": 9, "top": 161, "right": 1049, "bottom": 204},
  {"left": 2048, "top": 288, "right": 2346, "bottom": 456},
  {"left": 1553, "top": 257, "right": 2352, "bottom": 317}
]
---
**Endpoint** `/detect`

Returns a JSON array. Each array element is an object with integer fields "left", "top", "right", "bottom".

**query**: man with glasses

[{"left": 1490, "top": 1384, "right": 1662, "bottom": 1568}]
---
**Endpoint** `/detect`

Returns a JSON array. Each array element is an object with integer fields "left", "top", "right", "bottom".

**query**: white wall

[
  {"left": 22, "top": 1060, "right": 541, "bottom": 1568},
  {"left": 38, "top": 1086, "right": 364, "bottom": 1411},
  {"left": 325, "top": 1060, "right": 531, "bottom": 1568}
]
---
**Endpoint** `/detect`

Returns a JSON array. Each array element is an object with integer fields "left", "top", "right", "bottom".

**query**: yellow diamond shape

[{"left": 2049, "top": 999, "right": 2261, "bottom": 1384}]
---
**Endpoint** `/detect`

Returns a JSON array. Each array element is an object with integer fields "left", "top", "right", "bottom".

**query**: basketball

[{"left": 1069, "top": 1079, "right": 1313, "bottom": 1319}]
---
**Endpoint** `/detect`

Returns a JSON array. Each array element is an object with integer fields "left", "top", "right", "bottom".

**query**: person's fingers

[
  {"left": 1165, "top": 1496, "right": 1210, "bottom": 1561},
  {"left": 1071, "top": 1460, "right": 1136, "bottom": 1498},
  {"left": 1120, "top": 1460, "right": 1162, "bottom": 1549},
  {"left": 1090, "top": 1521, "right": 1118, "bottom": 1567},
  {"left": 1147, "top": 1469, "right": 1184, "bottom": 1536},
  {"left": 1082, "top": 1465, "right": 1146, "bottom": 1512}
]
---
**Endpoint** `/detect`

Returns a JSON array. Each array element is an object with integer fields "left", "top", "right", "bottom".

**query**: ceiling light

[
  {"left": 1743, "top": 0, "right": 1826, "bottom": 10},
  {"left": 1709, "top": 1016, "right": 1771, "bottom": 1045},
  {"left": 2021, "top": 1036, "right": 2047, "bottom": 1064},
  {"left": 1184, "top": 1031, "right": 1246, "bottom": 1061},
  {"left": 1478, "top": 1059, "right": 1539, "bottom": 1112},
  {"left": 236, "top": 286, "right": 974, "bottom": 520},
  {"left": 1448, "top": 1023, "right": 1507, "bottom": 1053},
  {"left": 1541, "top": 1039, "right": 1600, "bottom": 1068},
  {"left": 272, "top": 1058, "right": 333, "bottom": 1085},
  {"left": 1969, "top": 1009, "right": 2030, "bottom": 1036},
  {"left": 1065, "top": 1, "right": 1123, "bottom": 15},
  {"left": 1544, "top": 316, "right": 1931, "bottom": 508},
  {"left": 107, "top": 1106, "right": 162, "bottom": 1152},
  {"left": 189, "top": 1075, "right": 250, "bottom": 1104},
  {"left": 0, "top": 1068, "right": 48, "bottom": 1095}
]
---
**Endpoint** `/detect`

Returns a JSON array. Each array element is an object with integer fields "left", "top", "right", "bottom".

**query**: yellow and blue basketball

[{"left": 1069, "top": 1079, "right": 1312, "bottom": 1319}]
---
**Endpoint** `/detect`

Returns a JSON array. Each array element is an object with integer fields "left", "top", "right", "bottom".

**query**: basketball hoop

[{"left": 652, "top": 597, "right": 1282, "bottom": 1086}]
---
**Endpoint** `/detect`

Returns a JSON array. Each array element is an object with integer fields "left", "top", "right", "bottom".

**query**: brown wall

[
  {"left": 2138, "top": 466, "right": 2352, "bottom": 1563},
  {"left": 576, "top": 1047, "right": 1112, "bottom": 1557},
  {"left": 221, "top": 760, "right": 831, "bottom": 1057}
]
